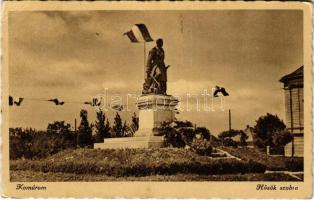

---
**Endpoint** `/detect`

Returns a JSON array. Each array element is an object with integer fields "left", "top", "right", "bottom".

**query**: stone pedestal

[
  {"left": 93, "top": 136, "right": 165, "bottom": 149},
  {"left": 94, "top": 94, "right": 179, "bottom": 149},
  {"left": 134, "top": 94, "right": 178, "bottom": 137}
]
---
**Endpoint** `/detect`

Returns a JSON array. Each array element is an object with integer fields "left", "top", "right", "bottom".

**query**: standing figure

[{"left": 143, "top": 38, "right": 169, "bottom": 95}]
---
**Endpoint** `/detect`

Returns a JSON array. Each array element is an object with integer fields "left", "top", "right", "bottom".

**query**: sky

[{"left": 8, "top": 10, "right": 303, "bottom": 135}]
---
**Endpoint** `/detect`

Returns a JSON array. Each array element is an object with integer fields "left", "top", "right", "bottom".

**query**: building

[
  {"left": 279, "top": 66, "right": 304, "bottom": 157},
  {"left": 233, "top": 125, "right": 254, "bottom": 147}
]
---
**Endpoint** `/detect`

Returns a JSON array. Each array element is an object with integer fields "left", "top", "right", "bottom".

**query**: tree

[
  {"left": 9, "top": 124, "right": 77, "bottom": 159},
  {"left": 157, "top": 120, "right": 212, "bottom": 148},
  {"left": 94, "top": 110, "right": 111, "bottom": 142},
  {"left": 47, "top": 120, "right": 76, "bottom": 148},
  {"left": 173, "top": 120, "right": 193, "bottom": 128},
  {"left": 222, "top": 138, "right": 238, "bottom": 147},
  {"left": 9, "top": 128, "right": 33, "bottom": 159},
  {"left": 122, "top": 120, "right": 131, "bottom": 137},
  {"left": 218, "top": 129, "right": 242, "bottom": 140},
  {"left": 272, "top": 129, "right": 293, "bottom": 146},
  {"left": 194, "top": 127, "right": 211, "bottom": 140},
  {"left": 254, "top": 113, "right": 286, "bottom": 148},
  {"left": 47, "top": 121, "right": 71, "bottom": 135},
  {"left": 112, "top": 112, "right": 124, "bottom": 137},
  {"left": 239, "top": 131, "right": 249, "bottom": 146},
  {"left": 160, "top": 121, "right": 186, "bottom": 148},
  {"left": 129, "top": 112, "right": 139, "bottom": 135},
  {"left": 77, "top": 109, "right": 93, "bottom": 148}
]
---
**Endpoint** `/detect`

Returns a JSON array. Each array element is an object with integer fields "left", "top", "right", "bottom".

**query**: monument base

[
  {"left": 94, "top": 136, "right": 164, "bottom": 149},
  {"left": 93, "top": 94, "right": 179, "bottom": 149},
  {"left": 134, "top": 94, "right": 178, "bottom": 137}
]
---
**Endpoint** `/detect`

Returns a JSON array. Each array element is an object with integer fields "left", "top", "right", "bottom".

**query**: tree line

[
  {"left": 9, "top": 109, "right": 138, "bottom": 159},
  {"left": 9, "top": 111, "right": 292, "bottom": 160},
  {"left": 217, "top": 113, "right": 293, "bottom": 150}
]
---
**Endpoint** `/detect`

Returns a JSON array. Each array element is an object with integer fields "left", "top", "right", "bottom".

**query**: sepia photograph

[{"left": 2, "top": 1, "right": 312, "bottom": 198}]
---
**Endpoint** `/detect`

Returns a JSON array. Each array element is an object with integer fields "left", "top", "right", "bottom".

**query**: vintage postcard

[{"left": 1, "top": 1, "right": 312, "bottom": 198}]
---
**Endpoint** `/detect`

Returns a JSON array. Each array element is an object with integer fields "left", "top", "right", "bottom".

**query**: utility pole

[
  {"left": 289, "top": 88, "right": 294, "bottom": 157},
  {"left": 75, "top": 118, "right": 78, "bottom": 147},
  {"left": 144, "top": 42, "right": 146, "bottom": 79},
  {"left": 229, "top": 109, "right": 231, "bottom": 133}
]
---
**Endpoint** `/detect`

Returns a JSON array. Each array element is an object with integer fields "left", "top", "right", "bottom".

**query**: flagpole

[{"left": 144, "top": 41, "right": 146, "bottom": 79}]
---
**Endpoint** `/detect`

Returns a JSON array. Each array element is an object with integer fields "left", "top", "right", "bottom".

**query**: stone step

[{"left": 94, "top": 136, "right": 164, "bottom": 149}]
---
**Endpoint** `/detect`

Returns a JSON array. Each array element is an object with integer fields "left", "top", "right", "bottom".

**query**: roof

[{"left": 279, "top": 66, "right": 304, "bottom": 83}]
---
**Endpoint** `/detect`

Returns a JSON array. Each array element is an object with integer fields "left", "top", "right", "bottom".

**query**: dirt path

[
  {"left": 215, "top": 148, "right": 242, "bottom": 161},
  {"left": 265, "top": 170, "right": 303, "bottom": 181}
]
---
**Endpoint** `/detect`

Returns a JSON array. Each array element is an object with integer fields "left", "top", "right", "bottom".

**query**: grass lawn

[
  {"left": 10, "top": 148, "right": 303, "bottom": 181},
  {"left": 219, "top": 146, "right": 303, "bottom": 171},
  {"left": 10, "top": 148, "right": 265, "bottom": 177},
  {"left": 10, "top": 170, "right": 301, "bottom": 182}
]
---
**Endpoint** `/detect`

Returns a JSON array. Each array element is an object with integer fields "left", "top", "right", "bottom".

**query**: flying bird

[
  {"left": 84, "top": 101, "right": 93, "bottom": 106},
  {"left": 84, "top": 98, "right": 102, "bottom": 107},
  {"left": 14, "top": 98, "right": 24, "bottom": 106},
  {"left": 9, "top": 96, "right": 13, "bottom": 106},
  {"left": 9, "top": 96, "right": 24, "bottom": 106},
  {"left": 48, "top": 98, "right": 64, "bottom": 105},
  {"left": 213, "top": 86, "right": 229, "bottom": 97}
]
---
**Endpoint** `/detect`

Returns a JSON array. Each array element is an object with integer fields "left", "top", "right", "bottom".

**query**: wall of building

[
  {"left": 284, "top": 87, "right": 304, "bottom": 134},
  {"left": 285, "top": 136, "right": 304, "bottom": 157},
  {"left": 283, "top": 87, "right": 304, "bottom": 157}
]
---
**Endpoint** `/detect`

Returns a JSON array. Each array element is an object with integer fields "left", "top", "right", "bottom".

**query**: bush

[
  {"left": 272, "top": 130, "right": 293, "bottom": 146},
  {"left": 218, "top": 129, "right": 241, "bottom": 139},
  {"left": 157, "top": 121, "right": 212, "bottom": 152},
  {"left": 190, "top": 137, "right": 212, "bottom": 156},
  {"left": 222, "top": 138, "right": 238, "bottom": 147},
  {"left": 218, "top": 129, "right": 248, "bottom": 147},
  {"left": 284, "top": 158, "right": 304, "bottom": 172},
  {"left": 268, "top": 146, "right": 285, "bottom": 156},
  {"left": 9, "top": 126, "right": 76, "bottom": 160}
]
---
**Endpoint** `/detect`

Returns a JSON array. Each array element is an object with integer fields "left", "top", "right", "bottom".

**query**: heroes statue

[{"left": 142, "top": 38, "right": 170, "bottom": 95}]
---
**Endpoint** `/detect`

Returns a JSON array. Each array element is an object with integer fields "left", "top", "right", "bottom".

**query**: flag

[{"left": 123, "top": 24, "right": 153, "bottom": 43}]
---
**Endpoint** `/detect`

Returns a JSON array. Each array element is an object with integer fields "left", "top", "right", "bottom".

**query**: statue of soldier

[{"left": 142, "top": 38, "right": 169, "bottom": 95}]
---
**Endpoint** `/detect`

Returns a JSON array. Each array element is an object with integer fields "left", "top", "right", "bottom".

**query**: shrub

[
  {"left": 218, "top": 129, "right": 240, "bottom": 139},
  {"left": 268, "top": 146, "right": 285, "bottom": 156},
  {"left": 222, "top": 138, "right": 238, "bottom": 147},
  {"left": 284, "top": 158, "right": 304, "bottom": 172},
  {"left": 272, "top": 130, "right": 293, "bottom": 146},
  {"left": 218, "top": 129, "right": 248, "bottom": 147},
  {"left": 9, "top": 126, "right": 76, "bottom": 160},
  {"left": 190, "top": 137, "right": 212, "bottom": 156},
  {"left": 157, "top": 121, "right": 212, "bottom": 151}
]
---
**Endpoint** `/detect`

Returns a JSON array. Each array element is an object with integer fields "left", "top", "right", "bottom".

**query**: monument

[
  {"left": 135, "top": 38, "right": 179, "bottom": 145},
  {"left": 94, "top": 38, "right": 179, "bottom": 149}
]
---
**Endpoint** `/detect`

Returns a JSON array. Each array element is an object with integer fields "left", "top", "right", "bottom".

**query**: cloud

[
  {"left": 8, "top": 10, "right": 301, "bottom": 133},
  {"left": 9, "top": 12, "right": 68, "bottom": 46},
  {"left": 168, "top": 79, "right": 214, "bottom": 96}
]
